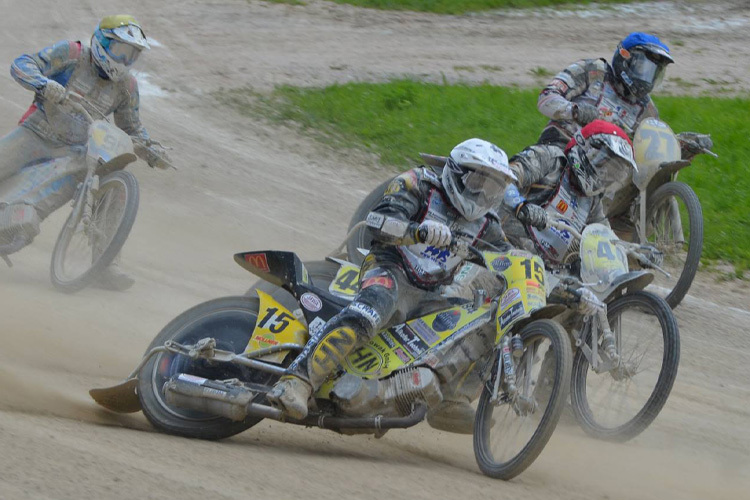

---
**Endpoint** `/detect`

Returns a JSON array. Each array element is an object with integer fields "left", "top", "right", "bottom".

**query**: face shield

[
  {"left": 443, "top": 159, "right": 510, "bottom": 220},
  {"left": 625, "top": 50, "right": 668, "bottom": 93},
  {"left": 105, "top": 39, "right": 141, "bottom": 66}
]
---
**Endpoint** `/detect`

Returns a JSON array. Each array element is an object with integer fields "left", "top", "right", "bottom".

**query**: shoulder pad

[{"left": 420, "top": 166, "right": 442, "bottom": 187}]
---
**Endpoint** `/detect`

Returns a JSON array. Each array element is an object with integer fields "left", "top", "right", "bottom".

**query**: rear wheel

[
  {"left": 345, "top": 177, "right": 394, "bottom": 265},
  {"left": 50, "top": 170, "right": 139, "bottom": 292},
  {"left": 570, "top": 291, "right": 680, "bottom": 441},
  {"left": 645, "top": 181, "right": 703, "bottom": 308},
  {"left": 473, "top": 319, "right": 572, "bottom": 480},
  {"left": 138, "top": 296, "right": 277, "bottom": 440}
]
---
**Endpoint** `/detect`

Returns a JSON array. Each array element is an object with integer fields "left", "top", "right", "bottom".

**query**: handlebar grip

[{"left": 416, "top": 226, "right": 428, "bottom": 244}]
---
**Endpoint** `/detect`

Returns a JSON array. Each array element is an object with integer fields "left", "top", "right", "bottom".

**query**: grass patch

[
  {"left": 216, "top": 81, "right": 750, "bottom": 272},
  {"left": 325, "top": 0, "right": 637, "bottom": 14}
]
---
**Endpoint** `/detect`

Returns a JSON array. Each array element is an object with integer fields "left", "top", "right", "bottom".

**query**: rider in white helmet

[
  {"left": 1, "top": 15, "right": 170, "bottom": 290},
  {"left": 268, "top": 139, "right": 516, "bottom": 432}
]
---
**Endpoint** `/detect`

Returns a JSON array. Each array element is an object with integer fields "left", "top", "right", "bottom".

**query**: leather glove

[
  {"left": 572, "top": 102, "right": 599, "bottom": 126},
  {"left": 638, "top": 244, "right": 664, "bottom": 268},
  {"left": 517, "top": 203, "right": 548, "bottom": 230},
  {"left": 41, "top": 80, "right": 67, "bottom": 104},
  {"left": 577, "top": 287, "right": 604, "bottom": 316},
  {"left": 136, "top": 141, "right": 172, "bottom": 169},
  {"left": 418, "top": 220, "right": 452, "bottom": 247},
  {"left": 676, "top": 132, "right": 713, "bottom": 155}
]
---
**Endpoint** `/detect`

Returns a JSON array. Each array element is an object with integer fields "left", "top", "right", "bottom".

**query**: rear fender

[{"left": 234, "top": 250, "right": 311, "bottom": 297}]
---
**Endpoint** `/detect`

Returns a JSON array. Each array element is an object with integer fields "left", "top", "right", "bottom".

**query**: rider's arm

[
  {"left": 587, "top": 196, "right": 611, "bottom": 227},
  {"left": 365, "top": 169, "right": 426, "bottom": 245},
  {"left": 508, "top": 144, "right": 566, "bottom": 191},
  {"left": 113, "top": 75, "right": 150, "bottom": 142},
  {"left": 537, "top": 59, "right": 607, "bottom": 121},
  {"left": 10, "top": 41, "right": 81, "bottom": 94}
]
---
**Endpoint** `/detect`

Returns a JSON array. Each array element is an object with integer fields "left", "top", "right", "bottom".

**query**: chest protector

[
  {"left": 398, "top": 189, "right": 488, "bottom": 287},
  {"left": 529, "top": 171, "right": 592, "bottom": 264},
  {"left": 575, "top": 80, "right": 645, "bottom": 133}
]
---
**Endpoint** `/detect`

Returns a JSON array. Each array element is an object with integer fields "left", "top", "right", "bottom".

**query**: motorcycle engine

[
  {"left": 0, "top": 203, "right": 40, "bottom": 250},
  {"left": 331, "top": 367, "right": 443, "bottom": 418}
]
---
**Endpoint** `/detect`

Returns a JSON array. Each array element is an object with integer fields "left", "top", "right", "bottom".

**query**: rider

[
  {"left": 268, "top": 139, "right": 516, "bottom": 427},
  {"left": 536, "top": 32, "right": 712, "bottom": 160},
  {"left": 0, "top": 15, "right": 169, "bottom": 290}
]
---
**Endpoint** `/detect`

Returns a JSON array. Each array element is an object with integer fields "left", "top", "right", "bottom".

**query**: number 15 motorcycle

[{"left": 91, "top": 237, "right": 572, "bottom": 480}]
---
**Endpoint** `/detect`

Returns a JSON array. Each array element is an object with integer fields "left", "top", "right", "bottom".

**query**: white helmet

[
  {"left": 91, "top": 15, "right": 149, "bottom": 82},
  {"left": 442, "top": 139, "right": 517, "bottom": 221}
]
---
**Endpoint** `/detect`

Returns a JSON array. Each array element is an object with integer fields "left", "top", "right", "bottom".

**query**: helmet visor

[
  {"left": 460, "top": 168, "right": 507, "bottom": 211},
  {"left": 625, "top": 50, "right": 667, "bottom": 90},
  {"left": 106, "top": 39, "right": 141, "bottom": 65}
]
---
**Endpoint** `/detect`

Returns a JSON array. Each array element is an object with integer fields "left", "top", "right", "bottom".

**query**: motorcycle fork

[
  {"left": 576, "top": 310, "right": 620, "bottom": 374},
  {"left": 491, "top": 335, "right": 518, "bottom": 403}
]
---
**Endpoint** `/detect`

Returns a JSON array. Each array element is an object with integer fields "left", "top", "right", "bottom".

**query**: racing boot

[
  {"left": 427, "top": 396, "right": 476, "bottom": 435},
  {"left": 95, "top": 262, "right": 135, "bottom": 291},
  {"left": 267, "top": 325, "right": 359, "bottom": 420}
]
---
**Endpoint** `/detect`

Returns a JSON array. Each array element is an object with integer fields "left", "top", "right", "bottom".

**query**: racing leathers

[
  {"left": 267, "top": 166, "right": 510, "bottom": 423},
  {"left": 536, "top": 58, "right": 659, "bottom": 147},
  {"left": 0, "top": 40, "right": 152, "bottom": 182}
]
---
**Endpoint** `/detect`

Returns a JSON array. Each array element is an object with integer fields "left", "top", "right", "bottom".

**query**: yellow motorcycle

[{"left": 91, "top": 238, "right": 571, "bottom": 480}]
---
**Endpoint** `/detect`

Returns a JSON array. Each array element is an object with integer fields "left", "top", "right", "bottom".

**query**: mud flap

[{"left": 89, "top": 378, "right": 142, "bottom": 413}]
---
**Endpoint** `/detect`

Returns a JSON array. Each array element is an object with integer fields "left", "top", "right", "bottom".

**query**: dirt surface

[{"left": 1, "top": 1, "right": 749, "bottom": 499}]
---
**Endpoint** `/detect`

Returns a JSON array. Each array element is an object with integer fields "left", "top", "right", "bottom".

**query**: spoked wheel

[
  {"left": 474, "top": 319, "right": 572, "bottom": 480},
  {"left": 645, "top": 181, "right": 703, "bottom": 308},
  {"left": 245, "top": 260, "right": 342, "bottom": 310},
  {"left": 138, "top": 296, "right": 280, "bottom": 440},
  {"left": 50, "top": 170, "right": 139, "bottom": 292},
  {"left": 570, "top": 291, "right": 680, "bottom": 442},
  {"left": 345, "top": 177, "right": 394, "bottom": 265}
]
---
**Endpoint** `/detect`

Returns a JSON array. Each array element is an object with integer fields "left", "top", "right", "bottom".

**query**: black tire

[
  {"left": 50, "top": 170, "right": 139, "bottom": 293},
  {"left": 245, "top": 260, "right": 341, "bottom": 311},
  {"left": 646, "top": 181, "right": 703, "bottom": 308},
  {"left": 346, "top": 177, "right": 395, "bottom": 265},
  {"left": 570, "top": 291, "right": 680, "bottom": 442},
  {"left": 138, "top": 296, "right": 278, "bottom": 440},
  {"left": 474, "top": 319, "right": 572, "bottom": 480}
]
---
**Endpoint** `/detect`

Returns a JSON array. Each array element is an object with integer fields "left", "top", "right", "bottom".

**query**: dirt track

[{"left": 1, "top": 1, "right": 749, "bottom": 498}]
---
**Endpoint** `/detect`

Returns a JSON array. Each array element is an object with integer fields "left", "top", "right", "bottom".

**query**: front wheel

[
  {"left": 645, "top": 181, "right": 703, "bottom": 308},
  {"left": 138, "top": 296, "right": 278, "bottom": 440},
  {"left": 346, "top": 177, "right": 394, "bottom": 265},
  {"left": 50, "top": 170, "right": 139, "bottom": 292},
  {"left": 473, "top": 319, "right": 572, "bottom": 480},
  {"left": 570, "top": 291, "right": 680, "bottom": 441}
]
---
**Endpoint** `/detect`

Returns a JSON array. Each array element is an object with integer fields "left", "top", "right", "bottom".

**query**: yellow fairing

[
  {"left": 633, "top": 118, "right": 681, "bottom": 169},
  {"left": 329, "top": 263, "right": 361, "bottom": 298},
  {"left": 244, "top": 290, "right": 308, "bottom": 363},
  {"left": 486, "top": 250, "right": 547, "bottom": 342}
]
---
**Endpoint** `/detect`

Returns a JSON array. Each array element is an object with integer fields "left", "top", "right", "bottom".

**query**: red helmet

[{"left": 565, "top": 120, "right": 636, "bottom": 196}]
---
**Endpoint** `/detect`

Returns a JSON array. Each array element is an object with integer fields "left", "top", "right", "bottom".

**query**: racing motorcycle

[
  {"left": 540, "top": 216, "right": 680, "bottom": 441},
  {"left": 90, "top": 234, "right": 573, "bottom": 480},
  {"left": 345, "top": 119, "right": 714, "bottom": 308},
  {"left": 0, "top": 93, "right": 168, "bottom": 292}
]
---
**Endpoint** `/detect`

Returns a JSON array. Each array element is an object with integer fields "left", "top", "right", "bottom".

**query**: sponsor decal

[
  {"left": 254, "top": 334, "right": 280, "bottom": 346},
  {"left": 449, "top": 314, "right": 491, "bottom": 340},
  {"left": 411, "top": 370, "right": 421, "bottom": 386},
  {"left": 509, "top": 249, "right": 531, "bottom": 258},
  {"left": 312, "top": 327, "right": 357, "bottom": 379},
  {"left": 491, "top": 256, "right": 511, "bottom": 272},
  {"left": 365, "top": 211, "right": 385, "bottom": 229},
  {"left": 244, "top": 252, "right": 270, "bottom": 273},
  {"left": 307, "top": 316, "right": 326, "bottom": 337},
  {"left": 300, "top": 292, "right": 323, "bottom": 312},
  {"left": 420, "top": 245, "right": 452, "bottom": 266},
  {"left": 390, "top": 324, "right": 429, "bottom": 358},
  {"left": 500, "top": 301, "right": 526, "bottom": 329},
  {"left": 432, "top": 310, "right": 461, "bottom": 332},
  {"left": 422, "top": 353, "right": 440, "bottom": 368},
  {"left": 348, "top": 302, "right": 381, "bottom": 328},
  {"left": 361, "top": 276, "right": 395, "bottom": 289},
  {"left": 552, "top": 79, "right": 569, "bottom": 94},
  {"left": 381, "top": 331, "right": 397, "bottom": 349},
  {"left": 411, "top": 319, "right": 440, "bottom": 344},
  {"left": 526, "top": 280, "right": 542, "bottom": 288},
  {"left": 556, "top": 200, "right": 569, "bottom": 213},
  {"left": 500, "top": 287, "right": 522, "bottom": 310},
  {"left": 394, "top": 347, "right": 411, "bottom": 363},
  {"left": 346, "top": 345, "right": 384, "bottom": 375}
]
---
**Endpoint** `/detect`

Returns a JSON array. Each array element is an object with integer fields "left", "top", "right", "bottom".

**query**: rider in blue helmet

[{"left": 611, "top": 32, "right": 674, "bottom": 100}]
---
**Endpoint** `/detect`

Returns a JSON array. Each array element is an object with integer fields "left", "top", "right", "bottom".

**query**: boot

[
  {"left": 427, "top": 398, "right": 476, "bottom": 435},
  {"left": 267, "top": 325, "right": 358, "bottom": 420},
  {"left": 95, "top": 263, "right": 135, "bottom": 291}
]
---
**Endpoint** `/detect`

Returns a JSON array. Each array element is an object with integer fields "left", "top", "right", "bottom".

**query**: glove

[
  {"left": 41, "top": 80, "right": 66, "bottom": 104},
  {"left": 418, "top": 220, "right": 452, "bottom": 247},
  {"left": 577, "top": 287, "right": 604, "bottom": 316},
  {"left": 572, "top": 102, "right": 599, "bottom": 126},
  {"left": 676, "top": 132, "right": 713, "bottom": 155},
  {"left": 639, "top": 244, "right": 664, "bottom": 268},
  {"left": 137, "top": 141, "right": 172, "bottom": 169},
  {"left": 517, "top": 203, "right": 548, "bottom": 230}
]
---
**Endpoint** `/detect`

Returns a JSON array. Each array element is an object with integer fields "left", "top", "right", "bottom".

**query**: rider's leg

[
  {"left": 0, "top": 127, "right": 71, "bottom": 183},
  {"left": 267, "top": 265, "right": 410, "bottom": 420}
]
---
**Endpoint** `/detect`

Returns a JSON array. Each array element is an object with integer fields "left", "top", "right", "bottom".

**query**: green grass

[
  {"left": 216, "top": 81, "right": 750, "bottom": 272},
  {"left": 325, "top": 0, "right": 637, "bottom": 14}
]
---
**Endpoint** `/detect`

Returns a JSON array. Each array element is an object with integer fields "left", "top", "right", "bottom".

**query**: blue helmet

[{"left": 612, "top": 32, "right": 674, "bottom": 99}]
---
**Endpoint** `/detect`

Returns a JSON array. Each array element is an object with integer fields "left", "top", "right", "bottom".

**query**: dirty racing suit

[
  {"left": 0, "top": 40, "right": 152, "bottom": 182},
  {"left": 271, "top": 166, "right": 510, "bottom": 428}
]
